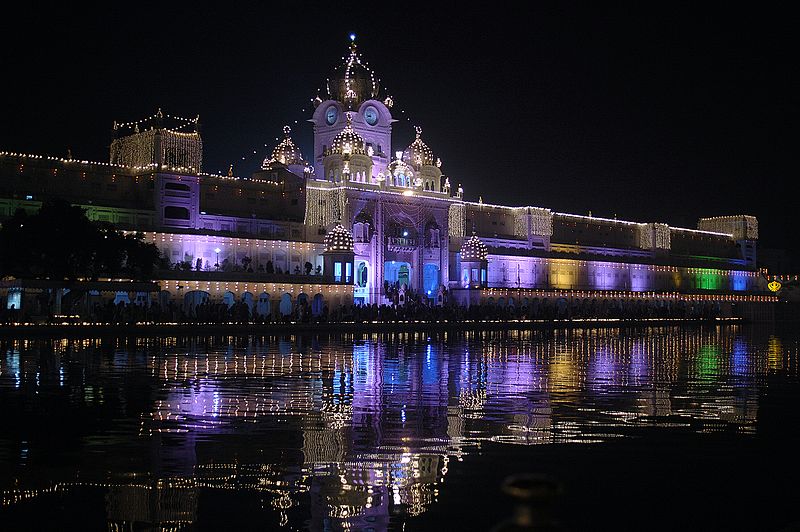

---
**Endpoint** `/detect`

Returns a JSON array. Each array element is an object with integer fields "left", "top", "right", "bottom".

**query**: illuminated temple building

[{"left": 0, "top": 38, "right": 771, "bottom": 314}]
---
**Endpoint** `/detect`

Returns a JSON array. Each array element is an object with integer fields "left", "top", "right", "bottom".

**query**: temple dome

[
  {"left": 325, "top": 39, "right": 381, "bottom": 110},
  {"left": 330, "top": 114, "right": 366, "bottom": 156},
  {"left": 460, "top": 234, "right": 488, "bottom": 261},
  {"left": 402, "top": 127, "right": 435, "bottom": 168},
  {"left": 262, "top": 126, "right": 303, "bottom": 169},
  {"left": 324, "top": 224, "right": 354, "bottom": 252}
]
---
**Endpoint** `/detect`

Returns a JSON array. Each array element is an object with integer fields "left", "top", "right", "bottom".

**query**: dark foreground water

[{"left": 1, "top": 326, "right": 799, "bottom": 531}]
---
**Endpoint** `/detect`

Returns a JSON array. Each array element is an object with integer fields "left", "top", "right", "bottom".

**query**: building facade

[{"left": 0, "top": 38, "right": 771, "bottom": 313}]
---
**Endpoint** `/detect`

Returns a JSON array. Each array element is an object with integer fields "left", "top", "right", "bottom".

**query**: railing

[
  {"left": 156, "top": 269, "right": 343, "bottom": 284},
  {"left": 386, "top": 236, "right": 417, "bottom": 248}
]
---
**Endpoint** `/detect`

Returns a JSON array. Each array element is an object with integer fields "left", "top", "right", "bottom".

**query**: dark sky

[{"left": 1, "top": 3, "right": 796, "bottom": 254}]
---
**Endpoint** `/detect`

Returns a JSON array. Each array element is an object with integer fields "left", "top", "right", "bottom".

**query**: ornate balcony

[{"left": 386, "top": 236, "right": 418, "bottom": 252}]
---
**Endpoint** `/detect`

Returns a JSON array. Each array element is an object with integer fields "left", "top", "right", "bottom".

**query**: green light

[
  {"left": 695, "top": 269, "right": 723, "bottom": 290},
  {"left": 696, "top": 345, "right": 721, "bottom": 380}
]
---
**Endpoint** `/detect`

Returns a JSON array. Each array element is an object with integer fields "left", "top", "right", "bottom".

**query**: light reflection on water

[{"left": 0, "top": 326, "right": 798, "bottom": 530}]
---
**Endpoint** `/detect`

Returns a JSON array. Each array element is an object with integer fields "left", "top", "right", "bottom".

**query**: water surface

[{"left": 1, "top": 326, "right": 799, "bottom": 530}]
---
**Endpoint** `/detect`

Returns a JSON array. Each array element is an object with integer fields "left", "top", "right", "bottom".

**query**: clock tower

[{"left": 310, "top": 36, "right": 395, "bottom": 181}]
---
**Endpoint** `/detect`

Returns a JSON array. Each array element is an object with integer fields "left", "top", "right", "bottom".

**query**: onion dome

[
  {"left": 324, "top": 224, "right": 354, "bottom": 252},
  {"left": 330, "top": 114, "right": 366, "bottom": 156},
  {"left": 262, "top": 126, "right": 304, "bottom": 169},
  {"left": 460, "top": 234, "right": 489, "bottom": 261},
  {"left": 402, "top": 126, "right": 435, "bottom": 168},
  {"left": 325, "top": 36, "right": 381, "bottom": 109}
]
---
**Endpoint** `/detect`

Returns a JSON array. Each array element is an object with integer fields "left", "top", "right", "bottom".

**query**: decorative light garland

[
  {"left": 448, "top": 203, "right": 466, "bottom": 238},
  {"left": 697, "top": 215, "right": 758, "bottom": 240},
  {"left": 304, "top": 186, "right": 349, "bottom": 228}
]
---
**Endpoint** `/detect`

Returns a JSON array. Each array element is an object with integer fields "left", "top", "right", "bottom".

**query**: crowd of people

[{"left": 2, "top": 293, "right": 723, "bottom": 326}]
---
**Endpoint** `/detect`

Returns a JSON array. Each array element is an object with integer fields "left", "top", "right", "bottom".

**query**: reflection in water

[{"left": 0, "top": 327, "right": 798, "bottom": 530}]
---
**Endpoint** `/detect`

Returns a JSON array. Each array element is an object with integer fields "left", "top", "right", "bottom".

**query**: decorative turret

[
  {"left": 324, "top": 224, "right": 354, "bottom": 252},
  {"left": 263, "top": 126, "right": 304, "bottom": 167},
  {"left": 459, "top": 234, "right": 489, "bottom": 289},
  {"left": 330, "top": 114, "right": 366, "bottom": 156},
  {"left": 323, "top": 113, "right": 373, "bottom": 183},
  {"left": 402, "top": 126, "right": 435, "bottom": 168},
  {"left": 402, "top": 126, "right": 443, "bottom": 192},
  {"left": 460, "top": 234, "right": 489, "bottom": 261},
  {"left": 323, "top": 224, "right": 355, "bottom": 284},
  {"left": 384, "top": 151, "right": 415, "bottom": 188}
]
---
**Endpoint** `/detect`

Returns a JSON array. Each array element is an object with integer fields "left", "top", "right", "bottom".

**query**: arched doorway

[
  {"left": 257, "top": 292, "right": 271, "bottom": 318},
  {"left": 279, "top": 293, "right": 292, "bottom": 316},
  {"left": 423, "top": 264, "right": 440, "bottom": 298},
  {"left": 297, "top": 293, "right": 309, "bottom": 309},
  {"left": 312, "top": 294, "right": 324, "bottom": 317},
  {"left": 384, "top": 261, "right": 411, "bottom": 289},
  {"left": 183, "top": 290, "right": 209, "bottom": 309},
  {"left": 242, "top": 292, "right": 255, "bottom": 314},
  {"left": 158, "top": 290, "right": 171, "bottom": 308},
  {"left": 223, "top": 291, "right": 235, "bottom": 308},
  {"left": 355, "top": 260, "right": 369, "bottom": 304}
]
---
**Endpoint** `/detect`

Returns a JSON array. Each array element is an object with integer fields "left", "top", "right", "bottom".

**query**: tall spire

[{"left": 323, "top": 35, "right": 382, "bottom": 109}]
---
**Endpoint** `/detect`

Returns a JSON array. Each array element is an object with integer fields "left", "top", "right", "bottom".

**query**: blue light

[{"left": 350, "top": 33, "right": 356, "bottom": 42}]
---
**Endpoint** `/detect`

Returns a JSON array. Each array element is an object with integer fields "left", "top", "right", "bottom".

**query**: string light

[{"left": 698, "top": 215, "right": 759, "bottom": 240}]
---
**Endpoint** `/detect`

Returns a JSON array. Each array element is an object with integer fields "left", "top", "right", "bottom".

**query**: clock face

[
  {"left": 364, "top": 106, "right": 378, "bottom": 126},
  {"left": 325, "top": 105, "right": 338, "bottom": 125}
]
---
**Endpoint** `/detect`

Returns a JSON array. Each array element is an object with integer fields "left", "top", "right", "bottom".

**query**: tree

[{"left": 0, "top": 200, "right": 160, "bottom": 281}]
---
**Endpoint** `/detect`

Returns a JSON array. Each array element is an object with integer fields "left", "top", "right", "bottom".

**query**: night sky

[{"left": 1, "top": 4, "right": 796, "bottom": 257}]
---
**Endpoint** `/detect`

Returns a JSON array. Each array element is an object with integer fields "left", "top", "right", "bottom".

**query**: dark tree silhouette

[{"left": 0, "top": 200, "right": 160, "bottom": 281}]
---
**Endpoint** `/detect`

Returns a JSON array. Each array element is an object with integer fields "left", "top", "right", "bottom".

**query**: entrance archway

[
  {"left": 223, "top": 291, "right": 235, "bottom": 308},
  {"left": 242, "top": 292, "right": 255, "bottom": 313},
  {"left": 183, "top": 290, "right": 209, "bottom": 309},
  {"left": 384, "top": 261, "right": 411, "bottom": 289},
  {"left": 279, "top": 293, "right": 292, "bottom": 316},
  {"left": 423, "top": 264, "right": 440, "bottom": 297},
  {"left": 312, "top": 294, "right": 324, "bottom": 317},
  {"left": 257, "top": 292, "right": 271, "bottom": 318}
]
